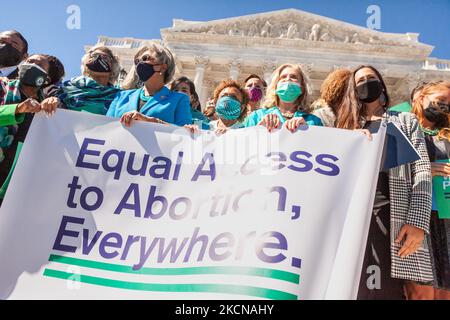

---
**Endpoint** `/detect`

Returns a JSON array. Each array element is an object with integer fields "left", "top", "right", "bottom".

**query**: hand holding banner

[{"left": 0, "top": 110, "right": 385, "bottom": 300}]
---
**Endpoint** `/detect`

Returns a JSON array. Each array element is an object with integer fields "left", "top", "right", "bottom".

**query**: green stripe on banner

[
  {"left": 49, "top": 254, "right": 299, "bottom": 284},
  {"left": 43, "top": 268, "right": 298, "bottom": 300}
]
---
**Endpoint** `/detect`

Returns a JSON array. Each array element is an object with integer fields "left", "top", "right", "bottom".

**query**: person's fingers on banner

[
  {"left": 285, "top": 117, "right": 305, "bottom": 133},
  {"left": 184, "top": 124, "right": 199, "bottom": 134},
  {"left": 120, "top": 111, "right": 133, "bottom": 127},
  {"left": 273, "top": 114, "right": 281, "bottom": 130},
  {"left": 355, "top": 129, "right": 373, "bottom": 141},
  {"left": 16, "top": 98, "right": 41, "bottom": 114},
  {"left": 285, "top": 119, "right": 292, "bottom": 132},
  {"left": 132, "top": 111, "right": 142, "bottom": 122},
  {"left": 28, "top": 98, "right": 42, "bottom": 113},
  {"left": 264, "top": 114, "right": 274, "bottom": 131},
  {"left": 285, "top": 118, "right": 295, "bottom": 132},
  {"left": 268, "top": 114, "right": 280, "bottom": 132},
  {"left": 215, "top": 127, "right": 228, "bottom": 135},
  {"left": 258, "top": 114, "right": 280, "bottom": 132},
  {"left": 40, "top": 97, "right": 59, "bottom": 116},
  {"left": 258, "top": 114, "right": 267, "bottom": 130}
]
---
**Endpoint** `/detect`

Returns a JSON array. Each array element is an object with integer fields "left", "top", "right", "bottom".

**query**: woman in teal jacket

[
  {"left": 245, "top": 63, "right": 322, "bottom": 131},
  {"left": 107, "top": 44, "right": 192, "bottom": 127}
]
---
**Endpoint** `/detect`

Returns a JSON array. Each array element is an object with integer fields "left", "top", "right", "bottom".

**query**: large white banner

[{"left": 0, "top": 109, "right": 385, "bottom": 300}]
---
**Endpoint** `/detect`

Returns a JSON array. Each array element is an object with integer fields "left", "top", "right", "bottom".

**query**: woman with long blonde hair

[
  {"left": 244, "top": 63, "right": 322, "bottom": 132},
  {"left": 410, "top": 81, "right": 450, "bottom": 300}
]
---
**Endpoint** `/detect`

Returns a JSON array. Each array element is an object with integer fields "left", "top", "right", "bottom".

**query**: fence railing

[{"left": 422, "top": 58, "right": 450, "bottom": 71}]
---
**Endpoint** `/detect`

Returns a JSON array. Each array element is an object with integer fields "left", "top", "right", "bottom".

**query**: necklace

[
  {"left": 281, "top": 110, "right": 295, "bottom": 119},
  {"left": 140, "top": 88, "right": 151, "bottom": 102},
  {"left": 420, "top": 125, "right": 439, "bottom": 136}
]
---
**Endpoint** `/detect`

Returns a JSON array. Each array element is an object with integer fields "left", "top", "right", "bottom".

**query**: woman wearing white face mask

[{"left": 244, "top": 63, "right": 322, "bottom": 132}]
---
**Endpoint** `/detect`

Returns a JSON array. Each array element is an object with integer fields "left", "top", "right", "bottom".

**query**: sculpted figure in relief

[
  {"left": 260, "top": 20, "right": 272, "bottom": 37},
  {"left": 309, "top": 24, "right": 321, "bottom": 41}
]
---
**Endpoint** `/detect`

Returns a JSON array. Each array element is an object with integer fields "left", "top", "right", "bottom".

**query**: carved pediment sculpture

[{"left": 163, "top": 8, "right": 431, "bottom": 50}]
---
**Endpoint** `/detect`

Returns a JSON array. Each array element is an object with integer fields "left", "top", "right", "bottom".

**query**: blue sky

[{"left": 1, "top": 0, "right": 449, "bottom": 79}]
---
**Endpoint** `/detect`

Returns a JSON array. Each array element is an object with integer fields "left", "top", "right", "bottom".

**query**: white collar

[{"left": 0, "top": 65, "right": 18, "bottom": 77}]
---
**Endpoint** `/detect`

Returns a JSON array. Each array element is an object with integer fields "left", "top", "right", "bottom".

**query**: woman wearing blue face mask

[
  {"left": 208, "top": 79, "right": 249, "bottom": 134},
  {"left": 245, "top": 63, "right": 322, "bottom": 132},
  {"left": 184, "top": 79, "right": 249, "bottom": 135},
  {"left": 107, "top": 44, "right": 192, "bottom": 127}
]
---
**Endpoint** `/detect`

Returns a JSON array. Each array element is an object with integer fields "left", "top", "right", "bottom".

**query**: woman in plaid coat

[{"left": 315, "top": 65, "right": 433, "bottom": 299}]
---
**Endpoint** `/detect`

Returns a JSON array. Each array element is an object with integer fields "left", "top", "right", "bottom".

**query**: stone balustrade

[{"left": 422, "top": 58, "right": 450, "bottom": 71}]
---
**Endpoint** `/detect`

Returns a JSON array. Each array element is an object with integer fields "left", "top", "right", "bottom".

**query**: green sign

[
  {"left": 433, "top": 159, "right": 450, "bottom": 219},
  {"left": 389, "top": 102, "right": 412, "bottom": 113}
]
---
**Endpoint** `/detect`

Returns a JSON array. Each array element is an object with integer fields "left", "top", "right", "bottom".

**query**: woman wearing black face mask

[
  {"left": 107, "top": 44, "right": 192, "bottom": 127},
  {"left": 332, "top": 65, "right": 434, "bottom": 300},
  {"left": 0, "top": 54, "right": 59, "bottom": 205},
  {"left": 410, "top": 81, "right": 450, "bottom": 300},
  {"left": 0, "top": 30, "right": 28, "bottom": 79},
  {"left": 56, "top": 45, "right": 120, "bottom": 115}
]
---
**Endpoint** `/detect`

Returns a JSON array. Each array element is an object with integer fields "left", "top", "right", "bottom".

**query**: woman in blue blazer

[{"left": 107, "top": 44, "right": 192, "bottom": 127}]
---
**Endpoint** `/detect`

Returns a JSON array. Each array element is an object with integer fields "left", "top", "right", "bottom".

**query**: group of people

[{"left": 0, "top": 29, "right": 449, "bottom": 300}]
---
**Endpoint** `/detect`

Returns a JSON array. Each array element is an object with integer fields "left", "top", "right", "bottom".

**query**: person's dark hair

[
  {"left": 335, "top": 65, "right": 390, "bottom": 130},
  {"left": 9, "top": 30, "right": 28, "bottom": 54},
  {"left": 43, "top": 54, "right": 65, "bottom": 85},
  {"left": 169, "top": 76, "right": 201, "bottom": 111},
  {"left": 244, "top": 74, "right": 267, "bottom": 88},
  {"left": 191, "top": 91, "right": 201, "bottom": 111}
]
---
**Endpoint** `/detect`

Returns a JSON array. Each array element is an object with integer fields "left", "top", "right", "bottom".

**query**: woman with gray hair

[
  {"left": 56, "top": 45, "right": 121, "bottom": 115},
  {"left": 107, "top": 43, "right": 192, "bottom": 126}
]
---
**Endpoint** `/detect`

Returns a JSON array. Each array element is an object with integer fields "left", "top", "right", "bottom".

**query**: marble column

[
  {"left": 262, "top": 59, "right": 277, "bottom": 85},
  {"left": 193, "top": 56, "right": 209, "bottom": 101},
  {"left": 200, "top": 79, "right": 214, "bottom": 110},
  {"left": 228, "top": 59, "right": 242, "bottom": 81}
]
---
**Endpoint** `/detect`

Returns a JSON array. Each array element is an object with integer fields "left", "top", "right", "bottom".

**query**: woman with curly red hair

[
  {"left": 409, "top": 81, "right": 450, "bottom": 300},
  {"left": 312, "top": 68, "right": 351, "bottom": 127}
]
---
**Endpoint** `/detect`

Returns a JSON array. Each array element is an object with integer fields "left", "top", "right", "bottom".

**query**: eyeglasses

[
  {"left": 89, "top": 51, "right": 113, "bottom": 63},
  {"left": 134, "top": 54, "right": 160, "bottom": 66},
  {"left": 432, "top": 102, "right": 450, "bottom": 113}
]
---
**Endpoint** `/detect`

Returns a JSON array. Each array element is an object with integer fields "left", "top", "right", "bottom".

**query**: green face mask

[{"left": 276, "top": 81, "right": 302, "bottom": 103}]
